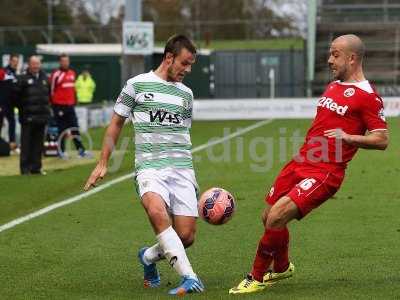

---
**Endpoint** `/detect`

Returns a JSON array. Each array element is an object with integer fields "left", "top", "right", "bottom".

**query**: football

[{"left": 198, "top": 187, "right": 236, "bottom": 225}]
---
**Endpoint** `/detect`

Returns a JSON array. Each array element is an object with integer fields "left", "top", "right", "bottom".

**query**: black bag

[{"left": 0, "top": 137, "right": 10, "bottom": 156}]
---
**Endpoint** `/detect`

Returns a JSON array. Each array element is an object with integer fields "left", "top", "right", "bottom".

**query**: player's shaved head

[
  {"left": 328, "top": 34, "right": 367, "bottom": 81},
  {"left": 28, "top": 55, "right": 41, "bottom": 74},
  {"left": 28, "top": 55, "right": 41, "bottom": 64},
  {"left": 332, "top": 34, "right": 365, "bottom": 63}
]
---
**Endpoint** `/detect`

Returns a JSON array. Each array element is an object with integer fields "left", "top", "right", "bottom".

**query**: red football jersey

[
  {"left": 50, "top": 68, "right": 76, "bottom": 105},
  {"left": 0, "top": 68, "right": 5, "bottom": 80},
  {"left": 297, "top": 80, "right": 387, "bottom": 171}
]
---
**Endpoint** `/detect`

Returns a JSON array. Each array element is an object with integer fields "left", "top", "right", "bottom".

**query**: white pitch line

[
  {"left": 0, "top": 119, "right": 272, "bottom": 233},
  {"left": 191, "top": 119, "right": 273, "bottom": 153}
]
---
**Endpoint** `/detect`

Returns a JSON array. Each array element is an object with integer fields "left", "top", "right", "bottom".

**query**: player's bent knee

[
  {"left": 266, "top": 211, "right": 286, "bottom": 228},
  {"left": 266, "top": 196, "right": 300, "bottom": 228},
  {"left": 262, "top": 206, "right": 271, "bottom": 226},
  {"left": 182, "top": 236, "right": 195, "bottom": 248},
  {"left": 262, "top": 212, "right": 268, "bottom": 226},
  {"left": 266, "top": 205, "right": 291, "bottom": 228},
  {"left": 177, "top": 230, "right": 195, "bottom": 248},
  {"left": 146, "top": 207, "right": 169, "bottom": 229}
]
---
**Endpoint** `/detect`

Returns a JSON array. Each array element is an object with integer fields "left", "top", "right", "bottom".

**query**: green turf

[
  {"left": 0, "top": 125, "right": 135, "bottom": 225},
  {"left": 0, "top": 118, "right": 399, "bottom": 299}
]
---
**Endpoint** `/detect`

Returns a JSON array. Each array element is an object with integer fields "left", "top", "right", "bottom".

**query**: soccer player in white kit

[{"left": 84, "top": 35, "right": 204, "bottom": 296}]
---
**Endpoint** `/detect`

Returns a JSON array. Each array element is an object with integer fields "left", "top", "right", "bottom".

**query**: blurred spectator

[
  {"left": 76, "top": 68, "right": 96, "bottom": 104},
  {"left": 0, "top": 54, "right": 19, "bottom": 150},
  {"left": 0, "top": 68, "right": 9, "bottom": 156},
  {"left": 15, "top": 56, "right": 51, "bottom": 175},
  {"left": 50, "top": 53, "right": 90, "bottom": 158},
  {"left": 0, "top": 68, "right": 5, "bottom": 127}
]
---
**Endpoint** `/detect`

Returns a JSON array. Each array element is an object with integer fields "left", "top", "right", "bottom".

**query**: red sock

[
  {"left": 271, "top": 228, "right": 289, "bottom": 273},
  {"left": 251, "top": 228, "right": 289, "bottom": 281},
  {"left": 251, "top": 234, "right": 273, "bottom": 282}
]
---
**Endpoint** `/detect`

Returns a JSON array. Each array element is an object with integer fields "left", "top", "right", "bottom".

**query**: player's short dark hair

[
  {"left": 9, "top": 53, "right": 19, "bottom": 60},
  {"left": 163, "top": 34, "right": 197, "bottom": 59},
  {"left": 59, "top": 53, "right": 69, "bottom": 60}
]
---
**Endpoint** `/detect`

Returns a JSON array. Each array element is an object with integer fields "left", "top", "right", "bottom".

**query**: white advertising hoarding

[
  {"left": 67, "top": 97, "right": 400, "bottom": 134},
  {"left": 192, "top": 97, "right": 400, "bottom": 120}
]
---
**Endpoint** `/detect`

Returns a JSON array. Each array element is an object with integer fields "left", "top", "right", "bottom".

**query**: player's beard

[
  {"left": 167, "top": 65, "right": 174, "bottom": 81},
  {"left": 332, "top": 65, "right": 348, "bottom": 81},
  {"left": 167, "top": 66, "right": 185, "bottom": 82},
  {"left": 167, "top": 64, "right": 180, "bottom": 82}
]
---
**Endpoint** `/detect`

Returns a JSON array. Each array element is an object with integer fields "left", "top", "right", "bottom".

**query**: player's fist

[{"left": 84, "top": 162, "right": 107, "bottom": 191}]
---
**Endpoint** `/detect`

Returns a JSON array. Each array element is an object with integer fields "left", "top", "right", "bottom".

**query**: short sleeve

[
  {"left": 361, "top": 94, "right": 387, "bottom": 132},
  {"left": 114, "top": 80, "right": 136, "bottom": 118},
  {"left": 188, "top": 89, "right": 194, "bottom": 128}
]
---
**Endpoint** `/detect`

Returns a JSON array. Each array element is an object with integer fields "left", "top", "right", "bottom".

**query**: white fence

[
  {"left": 76, "top": 97, "right": 400, "bottom": 130},
  {"left": 2, "top": 98, "right": 399, "bottom": 142}
]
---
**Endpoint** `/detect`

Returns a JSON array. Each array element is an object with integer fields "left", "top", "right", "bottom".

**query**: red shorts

[{"left": 265, "top": 160, "right": 345, "bottom": 218}]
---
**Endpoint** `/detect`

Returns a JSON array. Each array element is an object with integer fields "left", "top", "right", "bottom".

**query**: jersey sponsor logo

[
  {"left": 343, "top": 87, "right": 355, "bottom": 97},
  {"left": 149, "top": 110, "right": 181, "bottom": 124},
  {"left": 318, "top": 97, "right": 349, "bottom": 116},
  {"left": 144, "top": 93, "right": 154, "bottom": 101},
  {"left": 137, "top": 92, "right": 155, "bottom": 102},
  {"left": 182, "top": 98, "right": 189, "bottom": 109}
]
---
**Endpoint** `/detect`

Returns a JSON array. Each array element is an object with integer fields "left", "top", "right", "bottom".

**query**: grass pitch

[{"left": 0, "top": 118, "right": 399, "bottom": 299}]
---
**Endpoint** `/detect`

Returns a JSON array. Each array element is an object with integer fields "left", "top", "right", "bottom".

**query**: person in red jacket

[{"left": 50, "top": 53, "right": 90, "bottom": 158}]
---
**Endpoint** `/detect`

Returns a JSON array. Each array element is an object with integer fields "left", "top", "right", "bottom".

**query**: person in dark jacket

[
  {"left": 0, "top": 54, "right": 19, "bottom": 150},
  {"left": 15, "top": 55, "right": 51, "bottom": 175},
  {"left": 0, "top": 68, "right": 5, "bottom": 127}
]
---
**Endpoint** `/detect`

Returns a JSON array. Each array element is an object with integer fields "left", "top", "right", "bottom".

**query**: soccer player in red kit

[{"left": 229, "top": 34, "right": 389, "bottom": 294}]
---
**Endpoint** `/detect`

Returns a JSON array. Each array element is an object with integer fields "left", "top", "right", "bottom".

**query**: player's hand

[
  {"left": 84, "top": 162, "right": 107, "bottom": 191},
  {"left": 324, "top": 128, "right": 352, "bottom": 143}
]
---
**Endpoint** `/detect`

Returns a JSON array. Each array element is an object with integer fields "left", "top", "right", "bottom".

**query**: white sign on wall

[
  {"left": 62, "top": 98, "right": 400, "bottom": 135},
  {"left": 122, "top": 21, "right": 154, "bottom": 55}
]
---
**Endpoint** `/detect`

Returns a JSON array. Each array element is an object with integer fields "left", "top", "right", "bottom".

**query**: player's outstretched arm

[
  {"left": 324, "top": 129, "right": 389, "bottom": 150},
  {"left": 84, "top": 113, "right": 126, "bottom": 190}
]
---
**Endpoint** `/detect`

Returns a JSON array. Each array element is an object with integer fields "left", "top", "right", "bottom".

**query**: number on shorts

[{"left": 298, "top": 178, "right": 317, "bottom": 191}]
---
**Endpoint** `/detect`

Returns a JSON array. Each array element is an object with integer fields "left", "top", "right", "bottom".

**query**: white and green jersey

[{"left": 114, "top": 71, "right": 194, "bottom": 172}]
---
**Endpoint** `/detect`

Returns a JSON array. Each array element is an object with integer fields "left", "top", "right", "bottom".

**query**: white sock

[
  {"left": 157, "top": 226, "right": 196, "bottom": 279},
  {"left": 143, "top": 243, "right": 164, "bottom": 265}
]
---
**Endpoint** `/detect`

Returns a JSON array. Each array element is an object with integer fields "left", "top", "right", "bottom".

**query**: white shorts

[{"left": 135, "top": 168, "right": 199, "bottom": 217}]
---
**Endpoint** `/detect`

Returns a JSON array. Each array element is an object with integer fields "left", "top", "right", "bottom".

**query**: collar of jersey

[
  {"left": 150, "top": 70, "right": 179, "bottom": 86},
  {"left": 335, "top": 80, "right": 373, "bottom": 94}
]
